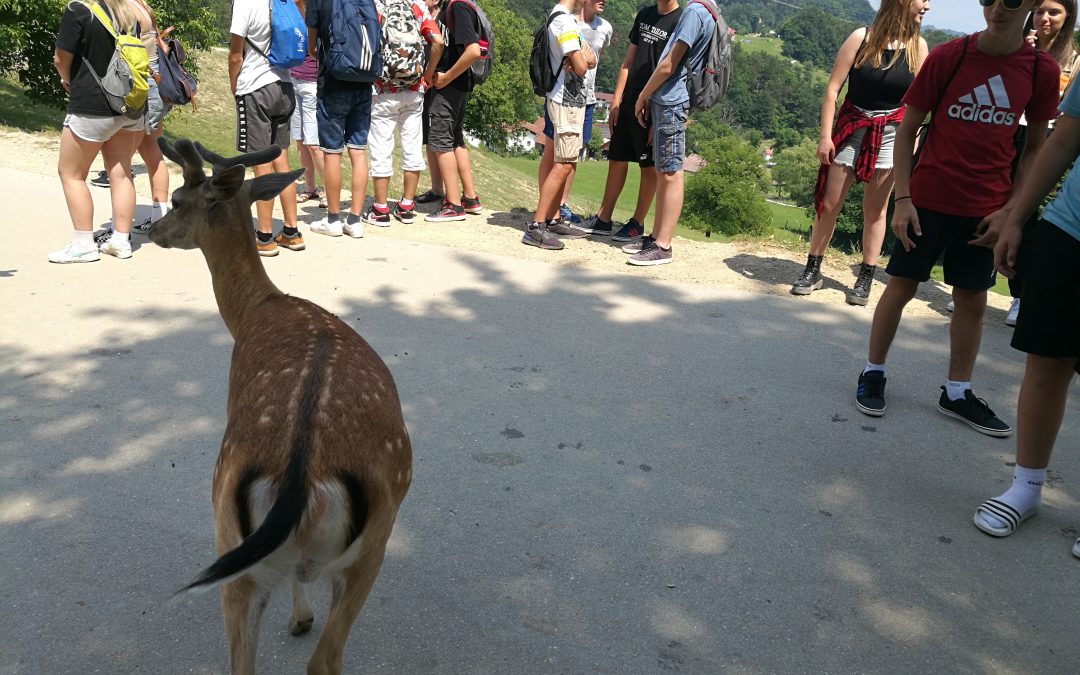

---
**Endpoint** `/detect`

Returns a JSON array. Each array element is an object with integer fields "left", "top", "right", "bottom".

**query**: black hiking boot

[
  {"left": 846, "top": 263, "right": 876, "bottom": 306},
  {"left": 791, "top": 254, "right": 823, "bottom": 295}
]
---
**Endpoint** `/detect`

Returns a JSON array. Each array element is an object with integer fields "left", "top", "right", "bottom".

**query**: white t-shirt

[
  {"left": 581, "top": 14, "right": 612, "bottom": 105},
  {"left": 547, "top": 6, "right": 586, "bottom": 107},
  {"left": 230, "top": 0, "right": 290, "bottom": 97}
]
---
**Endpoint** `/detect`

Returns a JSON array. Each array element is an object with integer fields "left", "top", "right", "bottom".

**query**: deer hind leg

[
  {"left": 306, "top": 531, "right": 392, "bottom": 675},
  {"left": 290, "top": 577, "right": 315, "bottom": 636},
  {"left": 220, "top": 575, "right": 271, "bottom": 675}
]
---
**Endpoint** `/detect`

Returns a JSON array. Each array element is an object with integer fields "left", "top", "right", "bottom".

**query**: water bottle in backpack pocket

[
  {"left": 325, "top": 0, "right": 382, "bottom": 82},
  {"left": 246, "top": 0, "right": 308, "bottom": 70}
]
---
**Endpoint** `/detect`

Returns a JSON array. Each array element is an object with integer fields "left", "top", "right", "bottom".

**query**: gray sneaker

[
  {"left": 545, "top": 219, "right": 588, "bottom": 239},
  {"left": 621, "top": 235, "right": 654, "bottom": 254},
  {"left": 522, "top": 222, "right": 564, "bottom": 250},
  {"left": 626, "top": 240, "right": 672, "bottom": 266}
]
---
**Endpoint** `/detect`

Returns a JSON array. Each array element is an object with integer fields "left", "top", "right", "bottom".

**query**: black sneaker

[
  {"left": 415, "top": 189, "right": 445, "bottom": 204},
  {"left": 937, "top": 388, "right": 1013, "bottom": 437},
  {"left": 579, "top": 214, "right": 613, "bottom": 236},
  {"left": 462, "top": 195, "right": 483, "bottom": 214},
  {"left": 364, "top": 206, "right": 391, "bottom": 226},
  {"left": 611, "top": 218, "right": 644, "bottom": 242},
  {"left": 856, "top": 370, "right": 887, "bottom": 417},
  {"left": 90, "top": 170, "right": 110, "bottom": 188},
  {"left": 846, "top": 263, "right": 876, "bottom": 306},
  {"left": 546, "top": 219, "right": 588, "bottom": 238},
  {"left": 522, "top": 222, "right": 564, "bottom": 250},
  {"left": 93, "top": 227, "right": 114, "bottom": 245},
  {"left": 426, "top": 202, "right": 466, "bottom": 222},
  {"left": 394, "top": 201, "right": 416, "bottom": 224}
]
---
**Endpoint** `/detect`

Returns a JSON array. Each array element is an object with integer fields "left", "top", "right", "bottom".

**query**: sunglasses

[{"left": 978, "top": 0, "right": 1026, "bottom": 10}]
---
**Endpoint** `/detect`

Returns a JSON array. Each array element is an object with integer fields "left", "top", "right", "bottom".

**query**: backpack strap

[
  {"left": 244, "top": 0, "right": 272, "bottom": 62},
  {"left": 688, "top": 0, "right": 719, "bottom": 23}
]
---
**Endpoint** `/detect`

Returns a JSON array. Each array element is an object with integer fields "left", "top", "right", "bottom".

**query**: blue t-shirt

[
  {"left": 1041, "top": 82, "right": 1080, "bottom": 243},
  {"left": 652, "top": 2, "right": 714, "bottom": 106}
]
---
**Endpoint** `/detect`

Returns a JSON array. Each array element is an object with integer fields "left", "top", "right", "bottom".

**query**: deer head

[{"left": 150, "top": 138, "right": 303, "bottom": 250}]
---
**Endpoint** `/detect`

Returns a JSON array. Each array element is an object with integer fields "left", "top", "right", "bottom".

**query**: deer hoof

[{"left": 290, "top": 616, "right": 314, "bottom": 636}]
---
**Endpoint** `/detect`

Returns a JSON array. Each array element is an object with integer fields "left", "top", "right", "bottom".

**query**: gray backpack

[{"left": 685, "top": 0, "right": 731, "bottom": 111}]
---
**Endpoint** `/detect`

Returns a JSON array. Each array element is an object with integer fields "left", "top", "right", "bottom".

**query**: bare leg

[
  {"left": 859, "top": 168, "right": 893, "bottom": 266},
  {"left": 323, "top": 151, "right": 344, "bottom": 215},
  {"left": 867, "top": 276, "right": 920, "bottom": 364},
  {"left": 1014, "top": 355, "right": 1077, "bottom": 469},
  {"left": 651, "top": 169, "right": 683, "bottom": 248},
  {"left": 139, "top": 128, "right": 170, "bottom": 204},
  {"left": 290, "top": 578, "right": 315, "bottom": 636},
  {"left": 297, "top": 140, "right": 315, "bottom": 192},
  {"left": 348, "top": 147, "right": 368, "bottom": 216},
  {"left": 57, "top": 128, "right": 104, "bottom": 233},
  {"left": 436, "top": 150, "right": 459, "bottom": 205},
  {"left": 597, "top": 160, "right": 629, "bottom": 222},
  {"left": 372, "top": 176, "right": 390, "bottom": 206},
  {"left": 537, "top": 137, "right": 554, "bottom": 196},
  {"left": 455, "top": 145, "right": 476, "bottom": 199},
  {"left": 101, "top": 130, "right": 141, "bottom": 234},
  {"left": 633, "top": 166, "right": 656, "bottom": 226},
  {"left": 808, "top": 164, "right": 856, "bottom": 257},
  {"left": 948, "top": 288, "right": 987, "bottom": 381},
  {"left": 426, "top": 147, "right": 443, "bottom": 195},
  {"left": 534, "top": 162, "right": 574, "bottom": 223},
  {"left": 402, "top": 170, "right": 420, "bottom": 201}
]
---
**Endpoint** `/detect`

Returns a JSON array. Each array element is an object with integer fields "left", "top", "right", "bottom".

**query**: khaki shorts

[{"left": 547, "top": 99, "right": 584, "bottom": 163}]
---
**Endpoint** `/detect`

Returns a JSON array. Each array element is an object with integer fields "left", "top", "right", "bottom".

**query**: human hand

[
  {"left": 609, "top": 103, "right": 620, "bottom": 131},
  {"left": 817, "top": 138, "right": 835, "bottom": 165},
  {"left": 969, "top": 208, "right": 1010, "bottom": 249},
  {"left": 635, "top": 94, "right": 648, "bottom": 128},
  {"left": 993, "top": 222, "right": 1024, "bottom": 278},
  {"left": 433, "top": 71, "right": 447, "bottom": 89},
  {"left": 891, "top": 200, "right": 921, "bottom": 252}
]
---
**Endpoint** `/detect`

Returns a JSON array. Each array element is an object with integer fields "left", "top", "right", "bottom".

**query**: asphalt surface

[{"left": 2, "top": 165, "right": 1079, "bottom": 674}]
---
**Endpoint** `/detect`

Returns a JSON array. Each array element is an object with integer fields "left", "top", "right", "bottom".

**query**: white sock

[
  {"left": 110, "top": 230, "right": 130, "bottom": 243},
  {"left": 373, "top": 202, "right": 388, "bottom": 211},
  {"left": 73, "top": 231, "right": 94, "bottom": 247},
  {"left": 152, "top": 201, "right": 168, "bottom": 222},
  {"left": 945, "top": 380, "right": 970, "bottom": 401},
  {"left": 976, "top": 465, "right": 1046, "bottom": 531},
  {"left": 863, "top": 362, "right": 885, "bottom": 375},
  {"left": 399, "top": 197, "right": 414, "bottom": 208}
]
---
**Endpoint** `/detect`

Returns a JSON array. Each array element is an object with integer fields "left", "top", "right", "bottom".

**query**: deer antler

[
  {"left": 158, "top": 137, "right": 207, "bottom": 186},
  {"left": 194, "top": 142, "right": 281, "bottom": 172}
]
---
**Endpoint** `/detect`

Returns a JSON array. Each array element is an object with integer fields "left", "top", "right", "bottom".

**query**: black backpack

[
  {"left": 529, "top": 10, "right": 566, "bottom": 97},
  {"left": 685, "top": 0, "right": 732, "bottom": 111}
]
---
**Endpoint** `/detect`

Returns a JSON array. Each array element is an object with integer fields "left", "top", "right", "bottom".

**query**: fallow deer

[{"left": 151, "top": 138, "right": 412, "bottom": 675}]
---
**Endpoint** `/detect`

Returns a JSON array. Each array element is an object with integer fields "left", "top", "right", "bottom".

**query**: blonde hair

[
  {"left": 852, "top": 0, "right": 923, "bottom": 75},
  {"left": 94, "top": 0, "right": 139, "bottom": 32}
]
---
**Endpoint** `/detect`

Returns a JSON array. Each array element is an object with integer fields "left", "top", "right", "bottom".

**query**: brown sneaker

[
  {"left": 256, "top": 236, "right": 279, "bottom": 257},
  {"left": 274, "top": 230, "right": 306, "bottom": 251}
]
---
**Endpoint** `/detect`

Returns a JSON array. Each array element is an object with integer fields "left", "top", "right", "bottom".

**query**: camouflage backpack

[{"left": 378, "top": 0, "right": 426, "bottom": 89}]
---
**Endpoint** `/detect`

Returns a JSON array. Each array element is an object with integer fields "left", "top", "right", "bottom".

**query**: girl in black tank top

[{"left": 791, "top": 0, "right": 929, "bottom": 306}]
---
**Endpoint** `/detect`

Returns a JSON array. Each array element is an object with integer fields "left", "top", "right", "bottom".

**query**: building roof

[{"left": 594, "top": 92, "right": 615, "bottom": 104}]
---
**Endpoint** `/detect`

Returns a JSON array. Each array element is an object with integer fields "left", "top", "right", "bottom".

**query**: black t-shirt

[
  {"left": 436, "top": 1, "right": 479, "bottom": 93},
  {"left": 625, "top": 4, "right": 683, "bottom": 97},
  {"left": 55, "top": 2, "right": 121, "bottom": 117}
]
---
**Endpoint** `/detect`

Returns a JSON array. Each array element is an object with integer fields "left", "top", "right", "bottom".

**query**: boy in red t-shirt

[{"left": 855, "top": 0, "right": 1060, "bottom": 436}]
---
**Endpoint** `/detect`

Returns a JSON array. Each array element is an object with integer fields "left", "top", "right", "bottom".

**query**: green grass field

[{"left": 735, "top": 36, "right": 783, "bottom": 57}]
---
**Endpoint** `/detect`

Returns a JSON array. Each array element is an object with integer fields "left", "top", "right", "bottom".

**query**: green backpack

[{"left": 78, "top": 1, "right": 150, "bottom": 119}]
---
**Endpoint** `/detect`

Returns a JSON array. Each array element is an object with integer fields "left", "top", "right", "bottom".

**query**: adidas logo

[{"left": 947, "top": 75, "right": 1016, "bottom": 126}]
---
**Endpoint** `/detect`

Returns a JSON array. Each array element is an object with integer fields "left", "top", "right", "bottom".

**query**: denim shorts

[
  {"left": 316, "top": 83, "right": 373, "bottom": 153},
  {"left": 544, "top": 102, "right": 595, "bottom": 144},
  {"left": 146, "top": 79, "right": 172, "bottom": 132},
  {"left": 651, "top": 101, "right": 688, "bottom": 173}
]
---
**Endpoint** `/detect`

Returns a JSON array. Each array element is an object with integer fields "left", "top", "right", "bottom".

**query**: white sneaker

[
  {"left": 99, "top": 237, "right": 132, "bottom": 259},
  {"left": 1005, "top": 298, "right": 1020, "bottom": 327},
  {"left": 343, "top": 221, "right": 364, "bottom": 238},
  {"left": 310, "top": 217, "right": 343, "bottom": 237},
  {"left": 48, "top": 240, "right": 100, "bottom": 264}
]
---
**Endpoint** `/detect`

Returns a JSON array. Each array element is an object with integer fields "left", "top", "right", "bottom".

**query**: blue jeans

[
  {"left": 651, "top": 101, "right": 689, "bottom": 173},
  {"left": 146, "top": 79, "right": 172, "bottom": 131},
  {"left": 317, "top": 83, "right": 373, "bottom": 153}
]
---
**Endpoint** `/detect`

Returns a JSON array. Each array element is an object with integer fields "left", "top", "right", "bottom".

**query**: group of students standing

[
  {"left": 524, "top": 0, "right": 723, "bottom": 267},
  {"left": 799, "top": 0, "right": 1080, "bottom": 558}
]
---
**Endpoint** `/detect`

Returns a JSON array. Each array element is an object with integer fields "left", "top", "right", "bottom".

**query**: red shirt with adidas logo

[{"left": 903, "top": 34, "right": 1059, "bottom": 217}]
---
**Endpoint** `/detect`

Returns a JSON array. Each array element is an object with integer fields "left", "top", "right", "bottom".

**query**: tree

[
  {"left": 777, "top": 7, "right": 848, "bottom": 68},
  {"left": 0, "top": 0, "right": 221, "bottom": 108},
  {"left": 772, "top": 126, "right": 801, "bottom": 151},
  {"left": 683, "top": 135, "right": 772, "bottom": 237},
  {"left": 771, "top": 137, "right": 818, "bottom": 204},
  {"left": 462, "top": 0, "right": 537, "bottom": 149}
]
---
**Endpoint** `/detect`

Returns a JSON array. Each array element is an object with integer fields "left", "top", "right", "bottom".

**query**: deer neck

[{"left": 200, "top": 213, "right": 284, "bottom": 338}]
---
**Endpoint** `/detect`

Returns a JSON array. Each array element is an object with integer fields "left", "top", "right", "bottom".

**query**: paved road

[{"left": 2, "top": 165, "right": 1078, "bottom": 673}]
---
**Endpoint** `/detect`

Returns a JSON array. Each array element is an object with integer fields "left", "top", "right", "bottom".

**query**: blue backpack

[
  {"left": 246, "top": 0, "right": 308, "bottom": 69},
  {"left": 323, "top": 0, "right": 382, "bottom": 82}
]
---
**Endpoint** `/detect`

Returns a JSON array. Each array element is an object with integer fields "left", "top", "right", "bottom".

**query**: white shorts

[
  {"left": 367, "top": 89, "right": 426, "bottom": 178},
  {"left": 832, "top": 107, "right": 898, "bottom": 171},
  {"left": 290, "top": 78, "right": 319, "bottom": 145},
  {"left": 64, "top": 112, "right": 145, "bottom": 143}
]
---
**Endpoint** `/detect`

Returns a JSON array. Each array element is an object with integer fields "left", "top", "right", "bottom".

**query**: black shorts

[
  {"left": 235, "top": 80, "right": 295, "bottom": 153},
  {"left": 885, "top": 207, "right": 996, "bottom": 291},
  {"left": 1011, "top": 219, "right": 1080, "bottom": 372},
  {"left": 423, "top": 86, "right": 469, "bottom": 152},
  {"left": 606, "top": 93, "right": 653, "bottom": 168}
]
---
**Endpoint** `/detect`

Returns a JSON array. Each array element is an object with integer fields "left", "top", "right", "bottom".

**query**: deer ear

[
  {"left": 248, "top": 169, "right": 304, "bottom": 202},
  {"left": 208, "top": 164, "right": 247, "bottom": 201}
]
